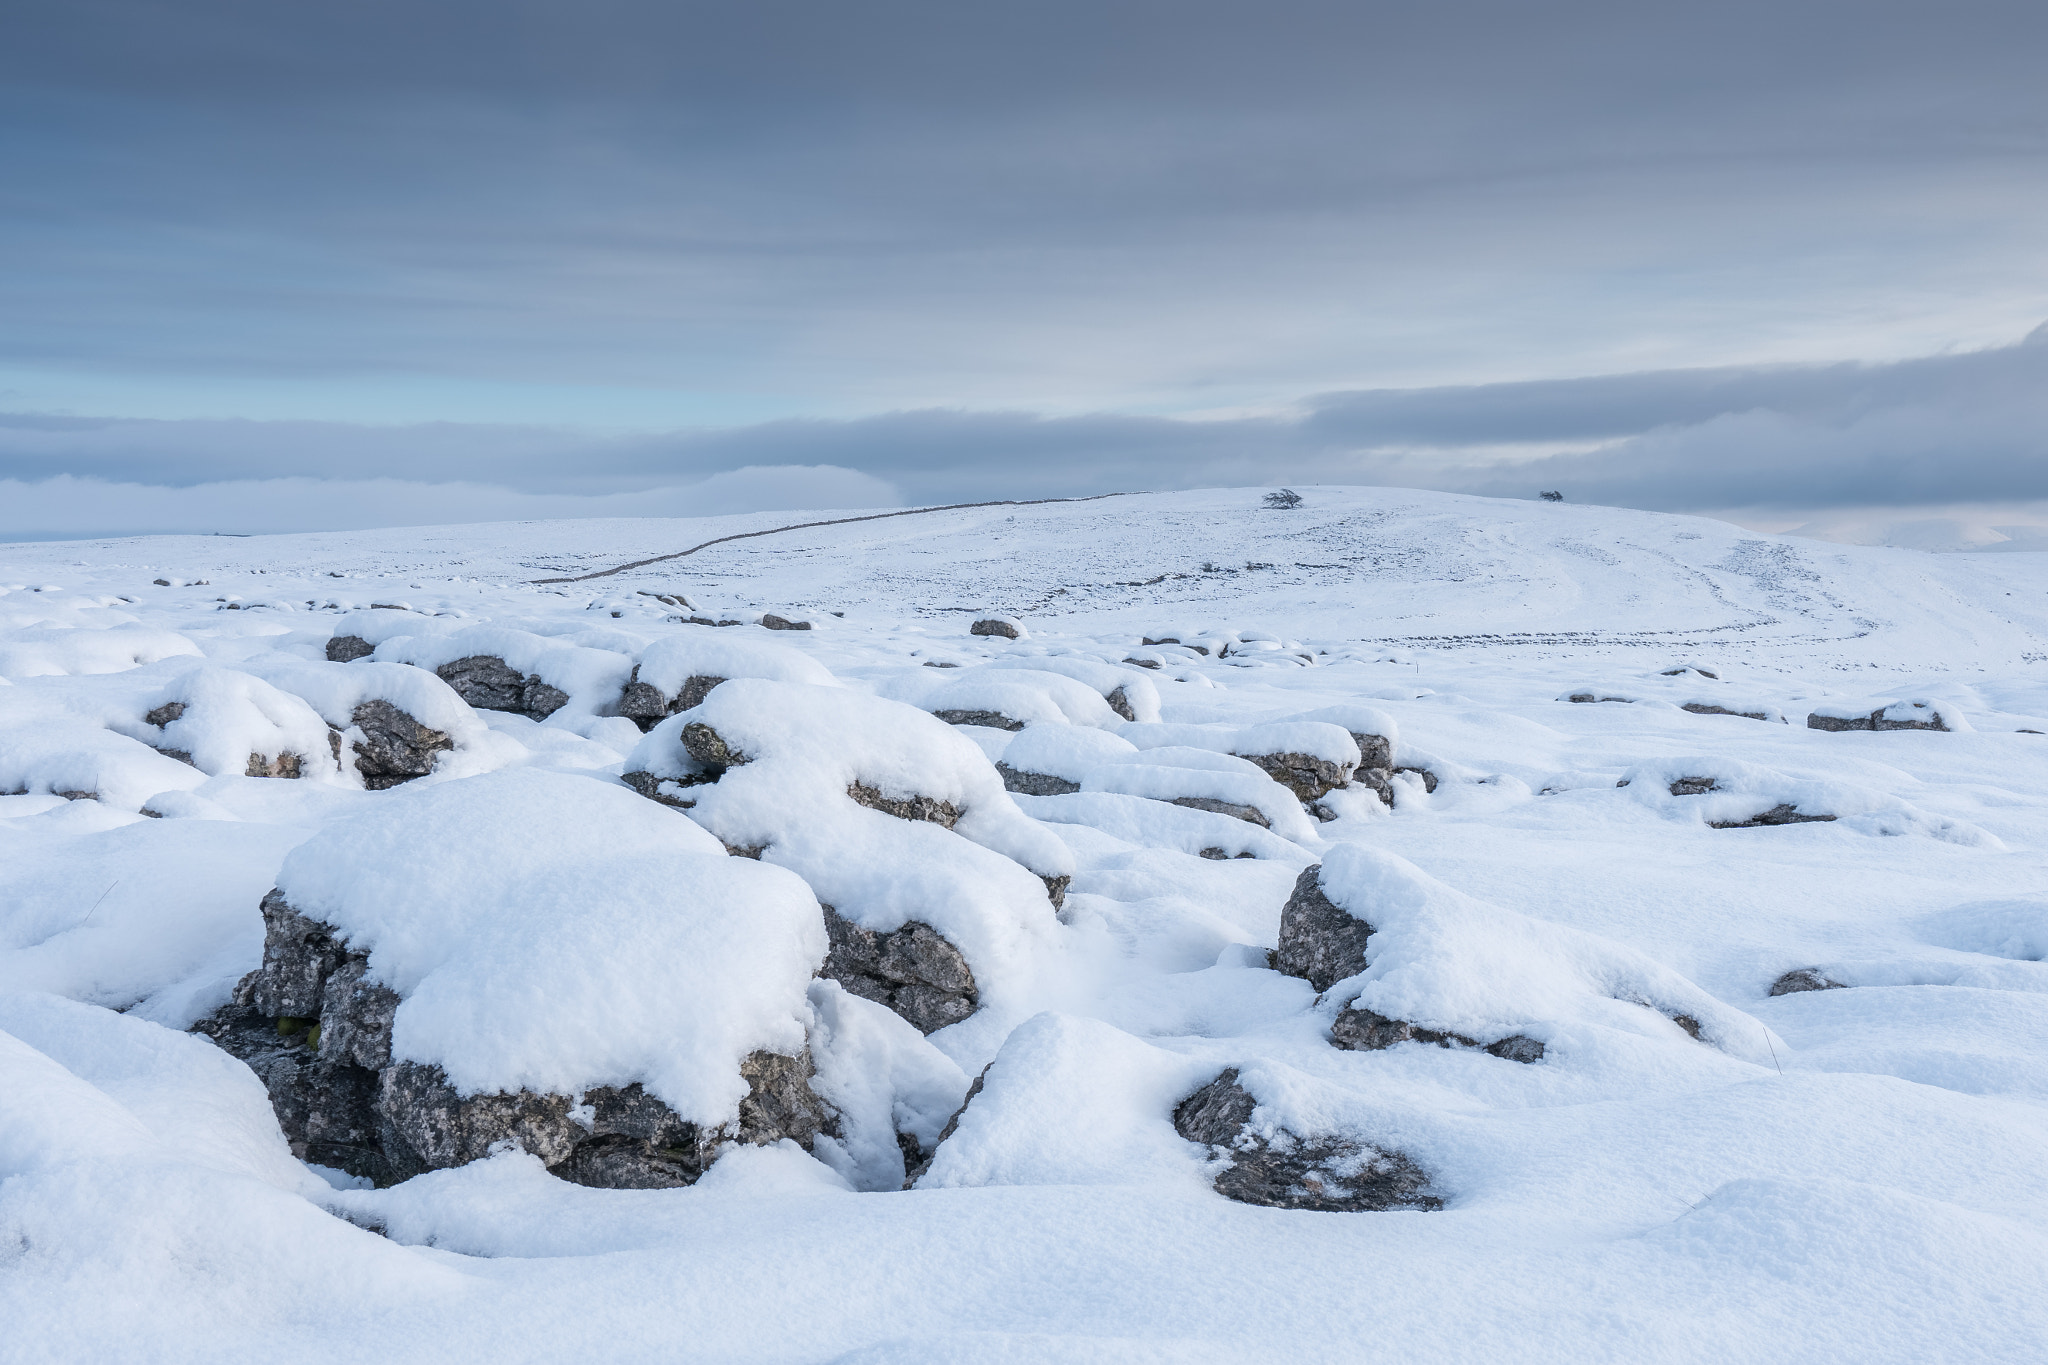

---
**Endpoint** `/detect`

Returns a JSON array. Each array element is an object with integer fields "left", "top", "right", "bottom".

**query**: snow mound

[
  {"left": 0, "top": 624, "right": 202, "bottom": 677},
  {"left": 877, "top": 666, "right": 1120, "bottom": 730},
  {"left": 995, "top": 721, "right": 1141, "bottom": 790},
  {"left": 805, "top": 979, "right": 972, "bottom": 1191},
  {"left": 110, "top": 665, "right": 341, "bottom": 780},
  {"left": 983, "top": 655, "right": 1162, "bottom": 722},
  {"left": 634, "top": 632, "right": 837, "bottom": 699},
  {"left": 1616, "top": 755, "right": 1998, "bottom": 844},
  {"left": 1080, "top": 749, "right": 1321, "bottom": 842},
  {"left": 0, "top": 717, "right": 207, "bottom": 811},
  {"left": 371, "top": 624, "right": 634, "bottom": 728},
  {"left": 630, "top": 679, "right": 1071, "bottom": 1022},
  {"left": 1016, "top": 791, "right": 1316, "bottom": 862},
  {"left": 1313, "top": 845, "right": 1783, "bottom": 1064},
  {"left": 240, "top": 658, "right": 520, "bottom": 784},
  {"left": 272, "top": 769, "right": 824, "bottom": 1123}
]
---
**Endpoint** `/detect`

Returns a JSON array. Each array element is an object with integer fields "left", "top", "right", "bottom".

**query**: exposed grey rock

[
  {"left": 1809, "top": 703, "right": 1948, "bottom": 733},
  {"left": 349, "top": 699, "right": 453, "bottom": 790},
  {"left": 1682, "top": 703, "right": 1773, "bottom": 721},
  {"left": 1662, "top": 667, "right": 1720, "bottom": 679},
  {"left": 155, "top": 748, "right": 196, "bottom": 767},
  {"left": 821, "top": 906, "right": 978, "bottom": 1034},
  {"left": 1172, "top": 1070, "right": 1440, "bottom": 1212},
  {"left": 1769, "top": 968, "right": 1846, "bottom": 996},
  {"left": 761, "top": 614, "right": 812, "bottom": 631},
  {"left": 326, "top": 635, "right": 375, "bottom": 663},
  {"left": 1393, "top": 766, "right": 1438, "bottom": 794},
  {"left": 1348, "top": 733, "right": 1393, "bottom": 771},
  {"left": 1668, "top": 776, "right": 1719, "bottom": 796},
  {"left": 144, "top": 701, "right": 186, "bottom": 728},
  {"left": 681, "top": 720, "right": 749, "bottom": 771},
  {"left": 1670, "top": 1013, "right": 1704, "bottom": 1040},
  {"left": 619, "top": 769, "right": 713, "bottom": 809},
  {"left": 1198, "top": 847, "right": 1255, "bottom": 860},
  {"left": 197, "top": 893, "right": 833, "bottom": 1188},
  {"left": 1040, "top": 873, "right": 1071, "bottom": 912},
  {"left": 1169, "top": 795, "right": 1270, "bottom": 827},
  {"left": 932, "top": 708, "right": 1026, "bottom": 731},
  {"left": 970, "top": 619, "right": 1021, "bottom": 639},
  {"left": 244, "top": 751, "right": 305, "bottom": 779},
  {"left": 1567, "top": 693, "right": 1632, "bottom": 704},
  {"left": 1121, "top": 657, "right": 1162, "bottom": 670},
  {"left": 1330, "top": 1004, "right": 1544, "bottom": 1063},
  {"left": 847, "top": 782, "right": 962, "bottom": 828},
  {"left": 1104, "top": 685, "right": 1139, "bottom": 723},
  {"left": 1352, "top": 768, "right": 1395, "bottom": 808},
  {"left": 1238, "top": 750, "right": 1355, "bottom": 803},
  {"left": 614, "top": 666, "right": 671, "bottom": 730},
  {"left": 434, "top": 655, "right": 568, "bottom": 720},
  {"left": 1274, "top": 864, "right": 1372, "bottom": 993},
  {"left": 1709, "top": 803, "right": 1836, "bottom": 829},
  {"left": 995, "top": 763, "right": 1080, "bottom": 796}
]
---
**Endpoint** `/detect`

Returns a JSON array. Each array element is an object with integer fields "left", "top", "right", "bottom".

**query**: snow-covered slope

[{"left": 4, "top": 486, "right": 2047, "bottom": 1363}]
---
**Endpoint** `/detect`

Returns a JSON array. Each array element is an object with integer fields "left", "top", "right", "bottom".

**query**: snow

[
  {"left": 4, "top": 485, "right": 2048, "bottom": 1361},
  {"left": 274, "top": 769, "right": 824, "bottom": 1121}
]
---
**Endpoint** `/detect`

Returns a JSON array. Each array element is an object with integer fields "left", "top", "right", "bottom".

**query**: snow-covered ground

[{"left": 4, "top": 486, "right": 2047, "bottom": 1363}]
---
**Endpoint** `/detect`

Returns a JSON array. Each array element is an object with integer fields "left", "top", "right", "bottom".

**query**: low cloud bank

[
  {"left": 4, "top": 325, "right": 2044, "bottom": 544},
  {"left": 0, "top": 466, "right": 900, "bottom": 540}
]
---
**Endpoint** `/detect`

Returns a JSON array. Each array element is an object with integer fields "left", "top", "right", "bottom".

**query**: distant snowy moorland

[{"left": 4, "top": 487, "right": 2047, "bottom": 1362}]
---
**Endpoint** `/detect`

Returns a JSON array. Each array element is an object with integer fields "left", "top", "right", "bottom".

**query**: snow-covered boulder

[
  {"left": 0, "top": 623, "right": 202, "bottom": 677},
  {"left": 196, "top": 769, "right": 834, "bottom": 1187},
  {"left": 241, "top": 659, "right": 512, "bottom": 789},
  {"left": 1172, "top": 1068, "right": 1440, "bottom": 1212},
  {"left": 877, "top": 666, "right": 1122, "bottom": 731},
  {"left": 1080, "top": 747, "right": 1322, "bottom": 842},
  {"left": 994, "top": 722, "right": 1141, "bottom": 795},
  {"left": 1275, "top": 846, "right": 1783, "bottom": 1065},
  {"left": 615, "top": 633, "right": 837, "bottom": 732},
  {"left": 0, "top": 718, "right": 208, "bottom": 811},
  {"left": 983, "top": 656, "right": 1161, "bottom": 723},
  {"left": 118, "top": 666, "right": 340, "bottom": 781},
  {"left": 371, "top": 625, "right": 633, "bottom": 725},
  {"left": 1807, "top": 699, "right": 1965, "bottom": 733},
  {"left": 625, "top": 680, "right": 1072, "bottom": 1034},
  {"left": 1119, "top": 719, "right": 1363, "bottom": 803},
  {"left": 1613, "top": 756, "right": 1992, "bottom": 841}
]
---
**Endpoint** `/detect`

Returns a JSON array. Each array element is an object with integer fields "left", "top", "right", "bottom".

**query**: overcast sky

[{"left": 4, "top": 1, "right": 2045, "bottom": 541}]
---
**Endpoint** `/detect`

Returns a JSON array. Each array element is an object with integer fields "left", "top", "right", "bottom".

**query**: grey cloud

[{"left": 6, "top": 326, "right": 2043, "bottom": 530}]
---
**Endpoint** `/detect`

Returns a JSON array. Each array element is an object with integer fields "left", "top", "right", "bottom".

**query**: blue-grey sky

[{"left": 4, "top": 1, "right": 2045, "bottom": 540}]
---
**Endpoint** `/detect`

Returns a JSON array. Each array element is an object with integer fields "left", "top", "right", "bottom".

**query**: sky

[{"left": 3, "top": 0, "right": 2045, "bottom": 545}]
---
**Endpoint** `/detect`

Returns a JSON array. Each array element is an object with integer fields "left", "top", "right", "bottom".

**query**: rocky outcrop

[
  {"left": 847, "top": 782, "right": 962, "bottom": 828},
  {"left": 348, "top": 700, "right": 453, "bottom": 789},
  {"left": 1274, "top": 864, "right": 1372, "bottom": 993},
  {"left": 434, "top": 655, "right": 569, "bottom": 720},
  {"left": 1668, "top": 776, "right": 1718, "bottom": 796},
  {"left": 970, "top": 619, "right": 1021, "bottom": 639},
  {"left": 1808, "top": 702, "right": 1949, "bottom": 733},
  {"left": 761, "top": 614, "right": 811, "bottom": 631},
  {"left": 1330, "top": 1005, "right": 1544, "bottom": 1063},
  {"left": 1172, "top": 1070, "right": 1440, "bottom": 1212},
  {"left": 619, "top": 770, "right": 714, "bottom": 809},
  {"left": 1238, "top": 751, "right": 1355, "bottom": 803},
  {"left": 195, "top": 890, "right": 832, "bottom": 1188},
  {"left": 1709, "top": 804, "right": 1835, "bottom": 829},
  {"left": 326, "top": 634, "right": 375, "bottom": 663},
  {"left": 680, "top": 720, "right": 749, "bottom": 771},
  {"left": 1170, "top": 795, "right": 1271, "bottom": 828},
  {"left": 995, "top": 763, "right": 1080, "bottom": 796},
  {"left": 617, "top": 666, "right": 728, "bottom": 731},
  {"left": 1682, "top": 703, "right": 1772, "bottom": 721},
  {"left": 821, "top": 907, "right": 978, "bottom": 1034},
  {"left": 932, "top": 708, "right": 1026, "bottom": 731},
  {"left": 1769, "top": 968, "right": 1846, "bottom": 996}
]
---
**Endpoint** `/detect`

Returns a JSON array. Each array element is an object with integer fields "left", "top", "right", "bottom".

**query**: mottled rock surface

[
  {"left": 326, "top": 634, "right": 375, "bottom": 663},
  {"left": 970, "top": 619, "right": 1021, "bottom": 639},
  {"left": 1239, "top": 750, "right": 1355, "bottom": 803},
  {"left": 821, "top": 906, "right": 978, "bottom": 1034},
  {"left": 1770, "top": 968, "right": 1846, "bottom": 996},
  {"left": 435, "top": 655, "right": 569, "bottom": 720},
  {"left": 1170, "top": 795, "right": 1270, "bottom": 827},
  {"left": 761, "top": 614, "right": 811, "bottom": 631},
  {"left": 1173, "top": 1070, "right": 1440, "bottom": 1212},
  {"left": 197, "top": 891, "right": 832, "bottom": 1188},
  {"left": 996, "top": 763, "right": 1080, "bottom": 796},
  {"left": 1274, "top": 864, "right": 1373, "bottom": 993},
  {"left": 847, "top": 781, "right": 962, "bottom": 828},
  {"left": 1330, "top": 1005, "right": 1544, "bottom": 1063},
  {"left": 1709, "top": 803, "right": 1835, "bottom": 829},
  {"left": 349, "top": 699, "right": 452, "bottom": 790},
  {"left": 1682, "top": 703, "right": 1772, "bottom": 721},
  {"left": 932, "top": 708, "right": 1025, "bottom": 731}
]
